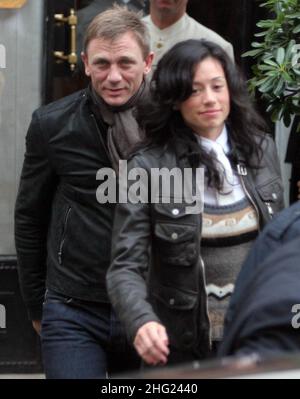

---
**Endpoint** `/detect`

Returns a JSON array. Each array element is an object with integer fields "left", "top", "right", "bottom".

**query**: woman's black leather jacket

[{"left": 107, "top": 134, "right": 284, "bottom": 358}]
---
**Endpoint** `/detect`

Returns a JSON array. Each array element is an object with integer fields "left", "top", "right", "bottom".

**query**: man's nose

[{"left": 107, "top": 65, "right": 122, "bottom": 83}]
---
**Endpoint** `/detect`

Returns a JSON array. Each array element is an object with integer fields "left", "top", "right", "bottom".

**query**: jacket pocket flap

[
  {"left": 152, "top": 285, "right": 198, "bottom": 310},
  {"left": 154, "top": 222, "right": 196, "bottom": 243},
  {"left": 256, "top": 177, "right": 283, "bottom": 202}
]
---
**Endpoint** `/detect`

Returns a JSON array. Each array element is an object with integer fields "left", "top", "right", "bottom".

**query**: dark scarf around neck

[{"left": 90, "top": 80, "right": 148, "bottom": 172}]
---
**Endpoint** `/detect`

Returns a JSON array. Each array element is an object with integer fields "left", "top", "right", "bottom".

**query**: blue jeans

[{"left": 41, "top": 289, "right": 140, "bottom": 379}]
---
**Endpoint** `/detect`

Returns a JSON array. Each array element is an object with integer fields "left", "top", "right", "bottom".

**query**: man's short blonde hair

[{"left": 83, "top": 5, "right": 150, "bottom": 59}]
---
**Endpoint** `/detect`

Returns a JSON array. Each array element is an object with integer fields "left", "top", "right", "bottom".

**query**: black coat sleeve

[
  {"left": 106, "top": 155, "right": 161, "bottom": 343},
  {"left": 15, "top": 110, "right": 58, "bottom": 320}
]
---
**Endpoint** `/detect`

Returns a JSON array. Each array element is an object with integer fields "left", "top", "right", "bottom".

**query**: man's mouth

[{"left": 105, "top": 88, "right": 125, "bottom": 94}]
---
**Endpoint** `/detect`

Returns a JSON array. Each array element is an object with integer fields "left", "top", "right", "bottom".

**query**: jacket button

[
  {"left": 169, "top": 298, "right": 175, "bottom": 306},
  {"left": 187, "top": 252, "right": 195, "bottom": 261},
  {"left": 172, "top": 208, "right": 179, "bottom": 215},
  {"left": 171, "top": 232, "right": 178, "bottom": 240}
]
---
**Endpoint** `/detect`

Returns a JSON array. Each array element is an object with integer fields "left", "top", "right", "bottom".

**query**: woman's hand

[{"left": 134, "top": 321, "right": 170, "bottom": 365}]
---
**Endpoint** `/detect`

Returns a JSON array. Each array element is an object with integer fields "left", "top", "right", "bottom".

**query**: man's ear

[
  {"left": 144, "top": 52, "right": 154, "bottom": 75},
  {"left": 81, "top": 52, "right": 90, "bottom": 77}
]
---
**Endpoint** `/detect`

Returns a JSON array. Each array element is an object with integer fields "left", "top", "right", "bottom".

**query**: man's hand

[
  {"left": 297, "top": 181, "right": 300, "bottom": 200},
  {"left": 32, "top": 320, "right": 42, "bottom": 336},
  {"left": 134, "top": 321, "right": 170, "bottom": 365}
]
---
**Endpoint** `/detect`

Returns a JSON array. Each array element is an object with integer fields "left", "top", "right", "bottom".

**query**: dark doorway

[
  {"left": 43, "top": 1, "right": 270, "bottom": 104},
  {"left": 0, "top": 258, "right": 42, "bottom": 374},
  {"left": 187, "top": 0, "right": 269, "bottom": 78}
]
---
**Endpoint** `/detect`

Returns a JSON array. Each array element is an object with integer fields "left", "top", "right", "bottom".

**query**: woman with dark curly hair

[{"left": 107, "top": 39, "right": 284, "bottom": 366}]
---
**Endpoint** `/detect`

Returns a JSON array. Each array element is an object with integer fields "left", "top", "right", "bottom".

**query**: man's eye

[
  {"left": 96, "top": 61, "right": 109, "bottom": 68},
  {"left": 120, "top": 60, "right": 133, "bottom": 68}
]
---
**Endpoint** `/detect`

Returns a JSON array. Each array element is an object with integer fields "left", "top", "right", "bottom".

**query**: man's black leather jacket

[
  {"left": 107, "top": 135, "right": 284, "bottom": 358},
  {"left": 15, "top": 89, "right": 114, "bottom": 320}
]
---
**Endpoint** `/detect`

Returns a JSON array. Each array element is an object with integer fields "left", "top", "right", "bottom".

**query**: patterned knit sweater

[{"left": 202, "top": 197, "right": 259, "bottom": 341}]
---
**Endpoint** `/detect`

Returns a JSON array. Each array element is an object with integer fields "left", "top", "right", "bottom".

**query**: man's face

[
  {"left": 150, "top": 0, "right": 188, "bottom": 15},
  {"left": 82, "top": 32, "right": 153, "bottom": 106}
]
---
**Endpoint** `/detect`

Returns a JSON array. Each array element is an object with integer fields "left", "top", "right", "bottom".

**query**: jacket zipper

[
  {"left": 237, "top": 164, "right": 261, "bottom": 231},
  {"left": 200, "top": 255, "right": 212, "bottom": 350},
  {"left": 58, "top": 207, "right": 71, "bottom": 265}
]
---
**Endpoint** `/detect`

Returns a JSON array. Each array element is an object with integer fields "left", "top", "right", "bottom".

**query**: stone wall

[{"left": 0, "top": 0, "right": 43, "bottom": 254}]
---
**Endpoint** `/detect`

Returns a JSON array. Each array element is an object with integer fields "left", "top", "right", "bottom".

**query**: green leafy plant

[{"left": 244, "top": 0, "right": 300, "bottom": 129}]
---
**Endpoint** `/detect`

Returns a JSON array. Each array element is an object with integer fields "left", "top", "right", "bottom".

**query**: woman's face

[{"left": 178, "top": 57, "right": 230, "bottom": 140}]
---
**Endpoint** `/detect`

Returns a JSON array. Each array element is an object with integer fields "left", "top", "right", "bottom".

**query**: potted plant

[{"left": 244, "top": 0, "right": 300, "bottom": 130}]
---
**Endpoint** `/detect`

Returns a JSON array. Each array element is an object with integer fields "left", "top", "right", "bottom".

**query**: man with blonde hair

[{"left": 15, "top": 6, "right": 153, "bottom": 379}]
